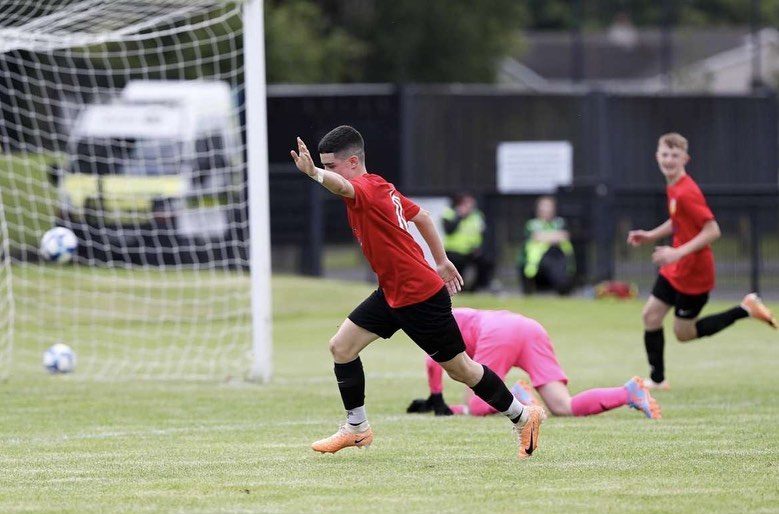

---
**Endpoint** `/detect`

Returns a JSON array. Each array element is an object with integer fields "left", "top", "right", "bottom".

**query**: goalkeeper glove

[{"left": 406, "top": 393, "right": 453, "bottom": 416}]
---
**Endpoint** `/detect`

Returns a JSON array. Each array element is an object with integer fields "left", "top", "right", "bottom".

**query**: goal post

[
  {"left": 244, "top": 0, "right": 272, "bottom": 383},
  {"left": 0, "top": 0, "right": 272, "bottom": 381}
]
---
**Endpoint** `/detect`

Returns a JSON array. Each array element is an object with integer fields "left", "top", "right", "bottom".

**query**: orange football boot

[
  {"left": 625, "top": 377, "right": 662, "bottom": 419},
  {"left": 741, "top": 293, "right": 777, "bottom": 329},
  {"left": 311, "top": 424, "right": 373, "bottom": 454},
  {"left": 515, "top": 405, "right": 546, "bottom": 460}
]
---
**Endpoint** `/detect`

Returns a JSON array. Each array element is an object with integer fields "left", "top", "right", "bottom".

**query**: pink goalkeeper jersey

[
  {"left": 452, "top": 307, "right": 528, "bottom": 364},
  {"left": 427, "top": 307, "right": 567, "bottom": 401}
]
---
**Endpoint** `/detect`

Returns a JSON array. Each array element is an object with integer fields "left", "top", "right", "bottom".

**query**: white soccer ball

[
  {"left": 42, "top": 343, "right": 77, "bottom": 374},
  {"left": 40, "top": 227, "right": 78, "bottom": 263}
]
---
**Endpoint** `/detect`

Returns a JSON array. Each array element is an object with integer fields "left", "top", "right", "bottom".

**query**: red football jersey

[
  {"left": 343, "top": 173, "right": 444, "bottom": 307},
  {"left": 659, "top": 174, "right": 716, "bottom": 294}
]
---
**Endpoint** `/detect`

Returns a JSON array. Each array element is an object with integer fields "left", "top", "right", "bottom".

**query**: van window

[
  {"left": 124, "top": 139, "right": 182, "bottom": 176},
  {"left": 69, "top": 138, "right": 183, "bottom": 176},
  {"left": 71, "top": 139, "right": 125, "bottom": 175}
]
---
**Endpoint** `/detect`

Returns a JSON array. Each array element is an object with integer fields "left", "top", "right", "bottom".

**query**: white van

[{"left": 56, "top": 80, "right": 242, "bottom": 239}]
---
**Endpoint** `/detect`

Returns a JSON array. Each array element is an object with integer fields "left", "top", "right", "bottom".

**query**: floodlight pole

[{"left": 244, "top": 0, "right": 273, "bottom": 383}]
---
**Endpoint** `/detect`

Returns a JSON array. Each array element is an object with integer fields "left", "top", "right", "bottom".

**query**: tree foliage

[
  {"left": 344, "top": 0, "right": 526, "bottom": 83},
  {"left": 266, "top": 0, "right": 525, "bottom": 83},
  {"left": 265, "top": 0, "right": 366, "bottom": 83}
]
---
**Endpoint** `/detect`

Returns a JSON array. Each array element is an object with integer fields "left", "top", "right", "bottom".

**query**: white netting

[{"left": 0, "top": 0, "right": 259, "bottom": 380}]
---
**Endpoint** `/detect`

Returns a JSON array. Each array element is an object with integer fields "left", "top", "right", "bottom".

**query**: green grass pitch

[{"left": 0, "top": 275, "right": 777, "bottom": 513}]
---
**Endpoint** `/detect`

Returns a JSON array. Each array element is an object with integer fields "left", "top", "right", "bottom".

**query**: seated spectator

[
  {"left": 442, "top": 193, "right": 494, "bottom": 292},
  {"left": 518, "top": 196, "right": 575, "bottom": 295}
]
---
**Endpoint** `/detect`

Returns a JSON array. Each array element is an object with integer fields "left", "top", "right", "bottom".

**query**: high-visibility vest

[
  {"left": 519, "top": 217, "right": 574, "bottom": 278},
  {"left": 442, "top": 208, "right": 485, "bottom": 255}
]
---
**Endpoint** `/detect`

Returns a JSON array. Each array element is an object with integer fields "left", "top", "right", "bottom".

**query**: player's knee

[
  {"left": 547, "top": 402, "right": 572, "bottom": 416},
  {"left": 328, "top": 336, "right": 354, "bottom": 362},
  {"left": 642, "top": 309, "right": 663, "bottom": 329},
  {"left": 674, "top": 326, "right": 696, "bottom": 342},
  {"left": 542, "top": 397, "right": 571, "bottom": 416}
]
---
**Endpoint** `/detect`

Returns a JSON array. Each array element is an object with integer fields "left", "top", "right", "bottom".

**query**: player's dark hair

[{"left": 318, "top": 125, "right": 365, "bottom": 162}]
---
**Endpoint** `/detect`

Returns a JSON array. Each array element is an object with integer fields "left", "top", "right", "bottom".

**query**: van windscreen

[{"left": 70, "top": 138, "right": 183, "bottom": 176}]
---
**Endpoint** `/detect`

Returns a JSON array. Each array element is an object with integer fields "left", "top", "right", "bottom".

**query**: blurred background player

[
  {"left": 627, "top": 133, "right": 777, "bottom": 390},
  {"left": 291, "top": 126, "right": 545, "bottom": 458},
  {"left": 518, "top": 196, "right": 576, "bottom": 295},
  {"left": 442, "top": 193, "right": 494, "bottom": 292},
  {"left": 407, "top": 307, "right": 661, "bottom": 420}
]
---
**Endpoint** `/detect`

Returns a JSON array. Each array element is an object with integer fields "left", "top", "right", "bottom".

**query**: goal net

[{"left": 0, "top": 0, "right": 271, "bottom": 380}]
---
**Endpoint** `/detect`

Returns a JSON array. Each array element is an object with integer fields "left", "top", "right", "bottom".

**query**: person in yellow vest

[
  {"left": 518, "top": 196, "right": 575, "bottom": 295},
  {"left": 442, "top": 194, "right": 494, "bottom": 292}
]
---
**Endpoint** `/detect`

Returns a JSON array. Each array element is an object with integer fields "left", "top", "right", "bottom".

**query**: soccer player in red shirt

[
  {"left": 627, "top": 133, "right": 776, "bottom": 390},
  {"left": 290, "top": 126, "right": 545, "bottom": 458}
]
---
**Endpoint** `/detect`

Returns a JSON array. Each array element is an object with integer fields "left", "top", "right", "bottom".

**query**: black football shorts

[
  {"left": 348, "top": 286, "right": 466, "bottom": 362},
  {"left": 651, "top": 274, "right": 709, "bottom": 319}
]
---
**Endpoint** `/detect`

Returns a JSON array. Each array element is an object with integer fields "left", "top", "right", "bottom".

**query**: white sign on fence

[{"left": 496, "top": 141, "right": 573, "bottom": 194}]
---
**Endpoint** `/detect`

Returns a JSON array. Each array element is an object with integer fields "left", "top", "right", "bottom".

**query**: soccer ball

[
  {"left": 42, "top": 343, "right": 76, "bottom": 374},
  {"left": 40, "top": 227, "right": 78, "bottom": 263}
]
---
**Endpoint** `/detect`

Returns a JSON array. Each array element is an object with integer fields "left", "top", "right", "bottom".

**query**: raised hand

[
  {"left": 289, "top": 137, "right": 316, "bottom": 177},
  {"left": 437, "top": 259, "right": 464, "bottom": 295}
]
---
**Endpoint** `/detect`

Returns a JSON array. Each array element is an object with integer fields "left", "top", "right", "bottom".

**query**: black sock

[
  {"left": 334, "top": 358, "right": 365, "bottom": 411},
  {"left": 695, "top": 306, "right": 749, "bottom": 337},
  {"left": 644, "top": 329, "right": 665, "bottom": 383},
  {"left": 471, "top": 365, "right": 517, "bottom": 420}
]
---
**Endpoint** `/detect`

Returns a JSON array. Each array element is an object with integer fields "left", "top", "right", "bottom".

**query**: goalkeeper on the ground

[{"left": 408, "top": 307, "right": 661, "bottom": 419}]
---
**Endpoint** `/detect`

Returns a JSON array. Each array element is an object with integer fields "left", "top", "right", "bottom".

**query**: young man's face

[
  {"left": 536, "top": 198, "right": 555, "bottom": 220},
  {"left": 319, "top": 152, "right": 360, "bottom": 179},
  {"left": 655, "top": 143, "right": 689, "bottom": 182}
]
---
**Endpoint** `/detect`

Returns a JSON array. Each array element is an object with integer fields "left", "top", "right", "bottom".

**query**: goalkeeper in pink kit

[{"left": 408, "top": 307, "right": 661, "bottom": 419}]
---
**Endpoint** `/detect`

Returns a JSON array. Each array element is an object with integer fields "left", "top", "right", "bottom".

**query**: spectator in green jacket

[
  {"left": 518, "top": 196, "right": 575, "bottom": 295},
  {"left": 442, "top": 193, "right": 494, "bottom": 292}
]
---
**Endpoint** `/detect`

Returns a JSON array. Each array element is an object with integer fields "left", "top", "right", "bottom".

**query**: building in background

[{"left": 500, "top": 27, "right": 778, "bottom": 94}]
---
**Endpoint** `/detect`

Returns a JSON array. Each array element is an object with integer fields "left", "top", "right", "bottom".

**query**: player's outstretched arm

[
  {"left": 290, "top": 137, "right": 355, "bottom": 198},
  {"left": 409, "top": 210, "right": 463, "bottom": 295},
  {"left": 627, "top": 219, "right": 672, "bottom": 247}
]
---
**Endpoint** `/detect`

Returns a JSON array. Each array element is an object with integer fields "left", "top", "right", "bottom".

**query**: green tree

[
  {"left": 265, "top": 0, "right": 367, "bottom": 83},
  {"left": 324, "top": 0, "right": 526, "bottom": 83}
]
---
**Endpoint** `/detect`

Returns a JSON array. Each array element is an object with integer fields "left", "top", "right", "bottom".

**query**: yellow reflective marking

[{"left": 62, "top": 174, "right": 99, "bottom": 209}]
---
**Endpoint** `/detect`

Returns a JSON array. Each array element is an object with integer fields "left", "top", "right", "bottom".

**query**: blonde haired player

[{"left": 627, "top": 133, "right": 776, "bottom": 389}]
